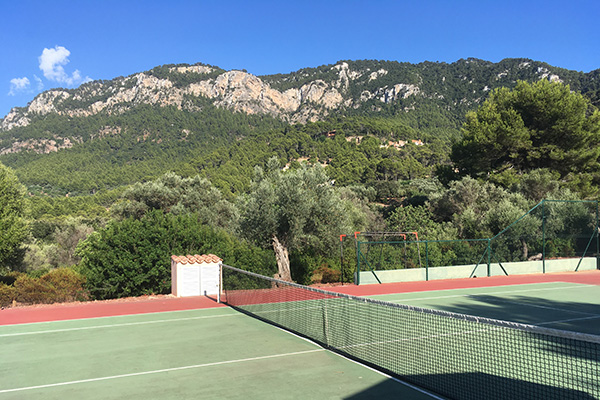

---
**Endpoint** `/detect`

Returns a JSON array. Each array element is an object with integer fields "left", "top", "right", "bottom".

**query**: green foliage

[
  {"left": 452, "top": 80, "right": 600, "bottom": 196},
  {"left": 0, "top": 283, "right": 16, "bottom": 307},
  {"left": 26, "top": 189, "right": 118, "bottom": 220},
  {"left": 77, "top": 210, "right": 275, "bottom": 300},
  {"left": 146, "top": 63, "right": 225, "bottom": 87},
  {"left": 489, "top": 199, "right": 596, "bottom": 263},
  {"left": 1, "top": 104, "right": 285, "bottom": 194},
  {"left": 187, "top": 117, "right": 441, "bottom": 201},
  {"left": 21, "top": 242, "right": 56, "bottom": 272},
  {"left": 512, "top": 169, "right": 561, "bottom": 202},
  {"left": 310, "top": 265, "right": 341, "bottom": 284},
  {"left": 2, "top": 58, "right": 599, "bottom": 200},
  {"left": 430, "top": 177, "right": 530, "bottom": 238},
  {"left": 3, "top": 59, "right": 600, "bottom": 291},
  {"left": 19, "top": 216, "right": 98, "bottom": 273},
  {"left": 112, "top": 172, "right": 237, "bottom": 229},
  {"left": 238, "top": 158, "right": 358, "bottom": 282},
  {"left": 387, "top": 205, "right": 456, "bottom": 240},
  {"left": 0, "top": 162, "right": 29, "bottom": 269},
  {"left": 11, "top": 267, "right": 87, "bottom": 305},
  {"left": 239, "top": 159, "right": 354, "bottom": 251}
]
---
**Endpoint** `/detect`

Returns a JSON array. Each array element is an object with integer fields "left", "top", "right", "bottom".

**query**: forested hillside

[
  {"left": 0, "top": 59, "right": 599, "bottom": 306},
  {"left": 1, "top": 58, "right": 598, "bottom": 195}
]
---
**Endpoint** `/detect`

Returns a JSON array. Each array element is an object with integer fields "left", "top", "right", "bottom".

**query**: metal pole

[
  {"left": 542, "top": 200, "right": 546, "bottom": 274},
  {"left": 487, "top": 239, "right": 491, "bottom": 277},
  {"left": 425, "top": 240, "right": 429, "bottom": 281},
  {"left": 414, "top": 232, "right": 423, "bottom": 268},
  {"left": 217, "top": 263, "right": 222, "bottom": 304},
  {"left": 355, "top": 232, "right": 361, "bottom": 285},
  {"left": 339, "top": 234, "right": 346, "bottom": 285},
  {"left": 596, "top": 201, "right": 600, "bottom": 270}
]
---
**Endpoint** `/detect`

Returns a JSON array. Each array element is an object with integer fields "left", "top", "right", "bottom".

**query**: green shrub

[
  {"left": 40, "top": 267, "right": 88, "bottom": 302},
  {"left": 311, "top": 265, "right": 341, "bottom": 284},
  {"left": 0, "top": 283, "right": 16, "bottom": 307},
  {"left": 14, "top": 274, "right": 50, "bottom": 304},
  {"left": 0, "top": 271, "right": 20, "bottom": 286},
  {"left": 14, "top": 267, "right": 87, "bottom": 304},
  {"left": 77, "top": 210, "right": 276, "bottom": 300}
]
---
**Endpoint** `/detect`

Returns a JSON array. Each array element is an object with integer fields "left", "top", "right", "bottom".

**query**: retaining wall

[{"left": 355, "top": 257, "right": 597, "bottom": 285}]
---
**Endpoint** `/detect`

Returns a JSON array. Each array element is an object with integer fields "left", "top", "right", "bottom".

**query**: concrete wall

[{"left": 356, "top": 257, "right": 597, "bottom": 285}]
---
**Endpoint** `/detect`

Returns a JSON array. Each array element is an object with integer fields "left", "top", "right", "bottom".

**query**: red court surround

[{"left": 2, "top": 270, "right": 599, "bottom": 326}]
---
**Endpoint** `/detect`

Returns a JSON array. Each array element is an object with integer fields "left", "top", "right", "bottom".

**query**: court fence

[{"left": 348, "top": 200, "right": 599, "bottom": 284}]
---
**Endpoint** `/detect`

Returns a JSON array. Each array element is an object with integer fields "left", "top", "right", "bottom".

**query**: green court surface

[
  {"left": 367, "top": 282, "right": 600, "bottom": 335},
  {"left": 0, "top": 308, "right": 437, "bottom": 400}
]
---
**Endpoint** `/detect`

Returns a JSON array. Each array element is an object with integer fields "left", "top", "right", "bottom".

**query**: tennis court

[
  {"left": 222, "top": 266, "right": 600, "bottom": 399},
  {"left": 2, "top": 273, "right": 599, "bottom": 400},
  {"left": 368, "top": 281, "right": 600, "bottom": 335},
  {"left": 0, "top": 307, "right": 436, "bottom": 399}
]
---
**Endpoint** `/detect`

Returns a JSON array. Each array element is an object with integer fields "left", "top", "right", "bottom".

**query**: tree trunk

[
  {"left": 521, "top": 239, "right": 528, "bottom": 260},
  {"left": 272, "top": 235, "right": 292, "bottom": 282}
]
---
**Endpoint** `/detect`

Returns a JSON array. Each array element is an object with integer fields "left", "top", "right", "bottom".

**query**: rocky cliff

[{"left": 2, "top": 58, "right": 598, "bottom": 149}]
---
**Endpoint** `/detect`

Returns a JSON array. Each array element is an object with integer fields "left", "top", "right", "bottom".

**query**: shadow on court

[
  {"left": 431, "top": 295, "right": 600, "bottom": 336},
  {"left": 345, "top": 372, "right": 596, "bottom": 400}
]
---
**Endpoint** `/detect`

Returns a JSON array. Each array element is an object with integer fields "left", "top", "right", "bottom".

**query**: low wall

[{"left": 355, "top": 257, "right": 597, "bottom": 285}]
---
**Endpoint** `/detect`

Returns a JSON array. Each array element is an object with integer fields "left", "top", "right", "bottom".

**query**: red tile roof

[{"left": 171, "top": 254, "right": 222, "bottom": 265}]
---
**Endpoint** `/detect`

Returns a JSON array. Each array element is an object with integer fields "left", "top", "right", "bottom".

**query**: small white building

[{"left": 171, "top": 254, "right": 222, "bottom": 297}]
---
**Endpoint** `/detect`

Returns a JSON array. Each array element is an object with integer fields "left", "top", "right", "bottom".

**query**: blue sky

[{"left": 1, "top": 0, "right": 599, "bottom": 118}]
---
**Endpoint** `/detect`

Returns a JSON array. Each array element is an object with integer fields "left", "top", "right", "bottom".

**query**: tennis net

[{"left": 221, "top": 264, "right": 600, "bottom": 400}]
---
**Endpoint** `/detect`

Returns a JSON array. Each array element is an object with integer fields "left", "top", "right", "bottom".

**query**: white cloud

[
  {"left": 38, "top": 45, "right": 84, "bottom": 85},
  {"left": 6, "top": 47, "right": 90, "bottom": 99},
  {"left": 8, "top": 77, "right": 30, "bottom": 96}
]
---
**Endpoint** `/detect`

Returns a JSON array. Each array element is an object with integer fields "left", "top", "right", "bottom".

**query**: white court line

[
  {"left": 538, "top": 314, "right": 600, "bottom": 326},
  {"left": 0, "top": 304, "right": 228, "bottom": 327},
  {"left": 383, "top": 284, "right": 595, "bottom": 304},
  {"left": 0, "top": 349, "right": 325, "bottom": 394},
  {"left": 465, "top": 297, "right": 598, "bottom": 316},
  {"left": 327, "top": 351, "right": 445, "bottom": 400},
  {"left": 0, "top": 313, "right": 240, "bottom": 338}
]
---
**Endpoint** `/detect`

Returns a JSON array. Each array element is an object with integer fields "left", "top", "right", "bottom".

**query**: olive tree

[{"left": 238, "top": 158, "right": 353, "bottom": 281}]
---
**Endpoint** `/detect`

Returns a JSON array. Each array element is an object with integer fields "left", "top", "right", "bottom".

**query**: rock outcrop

[{"left": 0, "top": 62, "right": 423, "bottom": 132}]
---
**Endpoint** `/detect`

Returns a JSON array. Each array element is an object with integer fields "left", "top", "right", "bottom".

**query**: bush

[
  {"left": 40, "top": 267, "right": 88, "bottom": 302},
  {"left": 0, "top": 283, "right": 16, "bottom": 307},
  {"left": 77, "top": 210, "right": 275, "bottom": 300},
  {"left": 14, "top": 275, "right": 50, "bottom": 304},
  {"left": 311, "top": 265, "right": 341, "bottom": 284},
  {"left": 0, "top": 271, "right": 20, "bottom": 286},
  {"left": 14, "top": 267, "right": 87, "bottom": 305}
]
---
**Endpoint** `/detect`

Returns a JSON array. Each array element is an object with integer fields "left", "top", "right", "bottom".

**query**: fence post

[
  {"left": 339, "top": 235, "right": 346, "bottom": 285},
  {"left": 597, "top": 201, "right": 600, "bottom": 270},
  {"left": 487, "top": 238, "right": 491, "bottom": 277},
  {"left": 542, "top": 200, "right": 546, "bottom": 274},
  {"left": 356, "top": 240, "right": 361, "bottom": 285},
  {"left": 425, "top": 240, "right": 429, "bottom": 281}
]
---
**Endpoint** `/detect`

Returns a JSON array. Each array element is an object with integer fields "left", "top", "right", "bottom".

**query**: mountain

[{"left": 1, "top": 58, "right": 598, "bottom": 195}]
